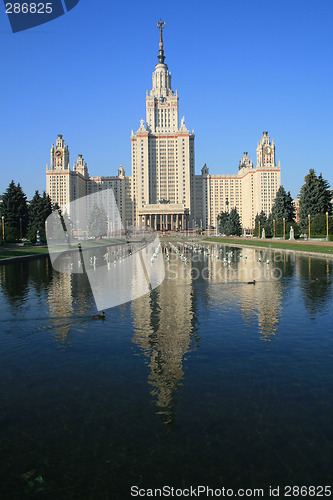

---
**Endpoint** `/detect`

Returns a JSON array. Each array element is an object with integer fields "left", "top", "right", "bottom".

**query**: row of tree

[
  {"left": 0, "top": 181, "right": 54, "bottom": 244},
  {"left": 217, "top": 208, "right": 242, "bottom": 236},
  {"left": 218, "top": 169, "right": 332, "bottom": 238},
  {"left": 0, "top": 180, "right": 110, "bottom": 244},
  {"left": 298, "top": 169, "right": 332, "bottom": 229}
]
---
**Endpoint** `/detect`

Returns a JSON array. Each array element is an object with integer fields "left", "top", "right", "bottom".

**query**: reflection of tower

[
  {"left": 204, "top": 247, "right": 283, "bottom": 340},
  {"left": 47, "top": 271, "right": 74, "bottom": 347},
  {"left": 253, "top": 282, "right": 282, "bottom": 339},
  {"left": 132, "top": 252, "right": 197, "bottom": 424},
  {"left": 237, "top": 248, "right": 283, "bottom": 339}
]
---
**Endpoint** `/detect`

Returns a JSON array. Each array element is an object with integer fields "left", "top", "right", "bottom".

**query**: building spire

[{"left": 157, "top": 20, "right": 166, "bottom": 64}]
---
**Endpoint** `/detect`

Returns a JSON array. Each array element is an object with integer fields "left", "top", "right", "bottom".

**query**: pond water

[{"left": 0, "top": 243, "right": 332, "bottom": 499}]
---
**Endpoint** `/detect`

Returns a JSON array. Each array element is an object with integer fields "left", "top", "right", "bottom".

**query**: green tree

[
  {"left": 309, "top": 213, "right": 333, "bottom": 237},
  {"left": 0, "top": 181, "right": 29, "bottom": 242},
  {"left": 46, "top": 202, "right": 72, "bottom": 241},
  {"left": 316, "top": 173, "right": 332, "bottom": 213},
  {"left": 271, "top": 185, "right": 295, "bottom": 223},
  {"left": 217, "top": 211, "right": 229, "bottom": 235},
  {"left": 299, "top": 169, "right": 332, "bottom": 231},
  {"left": 254, "top": 210, "right": 267, "bottom": 236},
  {"left": 28, "top": 191, "right": 53, "bottom": 243},
  {"left": 225, "top": 207, "right": 242, "bottom": 236},
  {"left": 88, "top": 203, "right": 108, "bottom": 238}
]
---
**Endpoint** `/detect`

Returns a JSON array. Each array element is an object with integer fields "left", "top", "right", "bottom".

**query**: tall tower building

[
  {"left": 46, "top": 135, "right": 72, "bottom": 208},
  {"left": 131, "top": 21, "right": 195, "bottom": 231},
  {"left": 253, "top": 131, "right": 281, "bottom": 217},
  {"left": 46, "top": 23, "right": 281, "bottom": 234},
  {"left": 47, "top": 135, "right": 91, "bottom": 215}
]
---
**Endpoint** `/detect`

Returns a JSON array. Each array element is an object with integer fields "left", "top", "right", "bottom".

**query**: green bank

[
  {"left": 0, "top": 239, "right": 124, "bottom": 261},
  {"left": 205, "top": 237, "right": 333, "bottom": 255},
  {"left": 0, "top": 247, "right": 50, "bottom": 260}
]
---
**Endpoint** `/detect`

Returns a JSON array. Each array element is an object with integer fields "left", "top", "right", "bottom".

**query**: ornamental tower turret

[
  {"left": 50, "top": 134, "right": 70, "bottom": 171},
  {"left": 256, "top": 131, "right": 278, "bottom": 169},
  {"left": 73, "top": 154, "right": 89, "bottom": 179},
  {"left": 146, "top": 20, "right": 179, "bottom": 134}
]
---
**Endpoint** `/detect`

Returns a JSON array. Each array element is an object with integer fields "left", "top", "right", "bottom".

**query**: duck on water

[{"left": 92, "top": 312, "right": 106, "bottom": 319}]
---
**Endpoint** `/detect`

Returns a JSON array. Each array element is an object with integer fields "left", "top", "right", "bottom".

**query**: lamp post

[
  {"left": 326, "top": 212, "right": 329, "bottom": 242},
  {"left": 20, "top": 218, "right": 22, "bottom": 240},
  {"left": 308, "top": 214, "right": 311, "bottom": 240},
  {"left": 1, "top": 216, "right": 4, "bottom": 243},
  {"left": 273, "top": 219, "right": 276, "bottom": 238},
  {"left": 258, "top": 220, "right": 260, "bottom": 239},
  {"left": 283, "top": 217, "right": 285, "bottom": 240}
]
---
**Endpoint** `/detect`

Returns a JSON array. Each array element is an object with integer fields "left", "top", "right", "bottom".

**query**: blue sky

[{"left": 0, "top": 0, "right": 332, "bottom": 199}]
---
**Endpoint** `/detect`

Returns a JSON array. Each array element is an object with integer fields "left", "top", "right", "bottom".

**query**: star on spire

[{"left": 157, "top": 20, "right": 166, "bottom": 64}]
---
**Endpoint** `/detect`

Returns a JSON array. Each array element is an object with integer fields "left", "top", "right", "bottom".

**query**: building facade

[
  {"left": 197, "top": 132, "right": 281, "bottom": 230},
  {"left": 46, "top": 22, "right": 281, "bottom": 232},
  {"left": 46, "top": 135, "right": 128, "bottom": 231}
]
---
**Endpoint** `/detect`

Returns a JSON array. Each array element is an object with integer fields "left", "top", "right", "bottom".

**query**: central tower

[{"left": 131, "top": 21, "right": 195, "bottom": 231}]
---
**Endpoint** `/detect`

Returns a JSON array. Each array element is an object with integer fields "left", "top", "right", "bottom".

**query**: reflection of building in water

[
  {"left": 237, "top": 249, "right": 283, "bottom": 340},
  {"left": 252, "top": 281, "right": 282, "bottom": 339},
  {"left": 47, "top": 254, "right": 134, "bottom": 347},
  {"left": 132, "top": 252, "right": 197, "bottom": 423},
  {"left": 47, "top": 270, "right": 74, "bottom": 347},
  {"left": 202, "top": 246, "right": 283, "bottom": 340}
]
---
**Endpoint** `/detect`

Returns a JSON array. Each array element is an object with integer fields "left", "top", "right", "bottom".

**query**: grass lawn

[
  {"left": 0, "top": 246, "right": 50, "bottom": 259},
  {"left": 0, "top": 239, "right": 126, "bottom": 260},
  {"left": 205, "top": 237, "right": 333, "bottom": 255}
]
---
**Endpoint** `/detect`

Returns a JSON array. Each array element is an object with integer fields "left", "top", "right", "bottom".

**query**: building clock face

[
  {"left": 264, "top": 146, "right": 271, "bottom": 154},
  {"left": 54, "top": 149, "right": 63, "bottom": 158},
  {"left": 159, "top": 96, "right": 166, "bottom": 104}
]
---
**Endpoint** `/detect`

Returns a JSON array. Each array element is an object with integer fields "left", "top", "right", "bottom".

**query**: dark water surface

[{"left": 0, "top": 244, "right": 332, "bottom": 499}]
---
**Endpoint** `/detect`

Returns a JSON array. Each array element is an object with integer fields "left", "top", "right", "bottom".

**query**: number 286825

[{"left": 5, "top": 3, "right": 53, "bottom": 14}]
